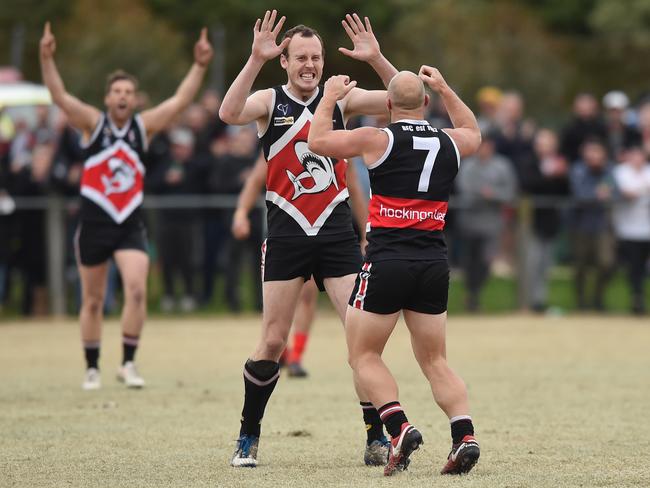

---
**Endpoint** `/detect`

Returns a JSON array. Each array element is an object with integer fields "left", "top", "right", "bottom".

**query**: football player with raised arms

[
  {"left": 308, "top": 68, "right": 482, "bottom": 476},
  {"left": 219, "top": 9, "right": 397, "bottom": 467},
  {"left": 39, "top": 22, "right": 213, "bottom": 390}
]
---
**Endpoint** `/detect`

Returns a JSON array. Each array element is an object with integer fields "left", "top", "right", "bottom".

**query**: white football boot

[
  {"left": 82, "top": 368, "right": 101, "bottom": 390},
  {"left": 117, "top": 361, "right": 145, "bottom": 388}
]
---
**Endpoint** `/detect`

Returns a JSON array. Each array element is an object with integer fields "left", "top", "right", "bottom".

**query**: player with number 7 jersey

[
  {"left": 308, "top": 68, "right": 482, "bottom": 476},
  {"left": 363, "top": 118, "right": 459, "bottom": 263}
]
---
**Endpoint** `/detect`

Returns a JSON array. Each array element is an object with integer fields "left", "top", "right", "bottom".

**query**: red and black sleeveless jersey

[
  {"left": 79, "top": 112, "right": 147, "bottom": 224},
  {"left": 260, "top": 85, "right": 353, "bottom": 238},
  {"left": 365, "top": 119, "right": 460, "bottom": 261}
]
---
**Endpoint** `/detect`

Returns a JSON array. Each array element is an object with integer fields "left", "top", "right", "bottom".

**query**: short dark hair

[
  {"left": 281, "top": 25, "right": 325, "bottom": 58},
  {"left": 105, "top": 70, "right": 138, "bottom": 94},
  {"left": 581, "top": 136, "right": 605, "bottom": 148}
]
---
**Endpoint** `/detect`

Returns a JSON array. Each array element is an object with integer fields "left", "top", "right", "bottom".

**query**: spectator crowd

[{"left": 1, "top": 86, "right": 650, "bottom": 316}]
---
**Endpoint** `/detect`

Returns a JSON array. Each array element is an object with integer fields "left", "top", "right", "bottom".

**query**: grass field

[{"left": 1, "top": 313, "right": 649, "bottom": 488}]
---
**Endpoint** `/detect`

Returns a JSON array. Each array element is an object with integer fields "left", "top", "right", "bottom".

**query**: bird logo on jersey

[
  {"left": 101, "top": 157, "right": 137, "bottom": 195},
  {"left": 285, "top": 141, "right": 339, "bottom": 200}
]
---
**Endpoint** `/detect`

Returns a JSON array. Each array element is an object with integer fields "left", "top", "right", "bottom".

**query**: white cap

[
  {"left": 603, "top": 90, "right": 629, "bottom": 110},
  {"left": 169, "top": 127, "right": 194, "bottom": 146}
]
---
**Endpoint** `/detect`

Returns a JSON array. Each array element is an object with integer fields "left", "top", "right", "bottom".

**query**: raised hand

[
  {"left": 324, "top": 75, "right": 357, "bottom": 101},
  {"left": 40, "top": 22, "right": 56, "bottom": 58},
  {"left": 338, "top": 13, "right": 380, "bottom": 62},
  {"left": 194, "top": 28, "right": 214, "bottom": 67},
  {"left": 251, "top": 9, "right": 290, "bottom": 62},
  {"left": 418, "top": 65, "right": 448, "bottom": 92}
]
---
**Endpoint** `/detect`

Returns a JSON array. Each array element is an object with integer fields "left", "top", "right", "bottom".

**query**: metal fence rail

[{"left": 4, "top": 194, "right": 644, "bottom": 315}]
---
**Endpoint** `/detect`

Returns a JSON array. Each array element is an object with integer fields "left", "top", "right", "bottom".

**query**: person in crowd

[
  {"left": 184, "top": 103, "right": 212, "bottom": 157},
  {"left": 520, "top": 129, "right": 570, "bottom": 312},
  {"left": 635, "top": 102, "right": 650, "bottom": 159},
  {"left": 560, "top": 93, "right": 607, "bottom": 164},
  {"left": 424, "top": 92, "right": 452, "bottom": 129},
  {"left": 8, "top": 106, "right": 56, "bottom": 315},
  {"left": 200, "top": 132, "right": 231, "bottom": 306},
  {"left": 612, "top": 144, "right": 650, "bottom": 315},
  {"left": 494, "top": 91, "right": 534, "bottom": 180},
  {"left": 0, "top": 189, "right": 9, "bottom": 310},
  {"left": 211, "top": 125, "right": 262, "bottom": 312},
  {"left": 475, "top": 86, "right": 502, "bottom": 134},
  {"left": 456, "top": 132, "right": 517, "bottom": 311},
  {"left": 492, "top": 91, "right": 534, "bottom": 272},
  {"left": 148, "top": 127, "right": 203, "bottom": 313},
  {"left": 200, "top": 88, "right": 228, "bottom": 142},
  {"left": 569, "top": 137, "right": 616, "bottom": 311},
  {"left": 602, "top": 90, "right": 641, "bottom": 162},
  {"left": 0, "top": 117, "right": 14, "bottom": 309}
]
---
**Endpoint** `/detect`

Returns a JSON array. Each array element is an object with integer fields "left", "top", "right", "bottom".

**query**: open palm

[
  {"left": 252, "top": 10, "right": 290, "bottom": 61},
  {"left": 339, "top": 13, "right": 380, "bottom": 61}
]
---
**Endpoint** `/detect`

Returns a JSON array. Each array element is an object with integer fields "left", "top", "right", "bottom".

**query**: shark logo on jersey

[
  {"left": 101, "top": 157, "right": 136, "bottom": 195},
  {"left": 285, "top": 141, "right": 339, "bottom": 200}
]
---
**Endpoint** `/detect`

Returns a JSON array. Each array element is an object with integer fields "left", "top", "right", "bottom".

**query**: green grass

[
  {"left": 1, "top": 314, "right": 649, "bottom": 487},
  {"left": 2, "top": 266, "right": 648, "bottom": 318}
]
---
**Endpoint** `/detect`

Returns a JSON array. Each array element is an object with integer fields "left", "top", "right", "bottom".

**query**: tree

[
  {"left": 51, "top": 0, "right": 189, "bottom": 105},
  {"left": 387, "top": 0, "right": 574, "bottom": 121}
]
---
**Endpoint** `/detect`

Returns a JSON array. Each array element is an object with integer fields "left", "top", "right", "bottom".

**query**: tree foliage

[
  {"left": 2, "top": 0, "right": 649, "bottom": 120},
  {"left": 55, "top": 0, "right": 190, "bottom": 106},
  {"left": 517, "top": 0, "right": 599, "bottom": 35}
]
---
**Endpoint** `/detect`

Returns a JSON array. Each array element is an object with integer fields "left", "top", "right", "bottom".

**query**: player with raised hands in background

[
  {"left": 308, "top": 66, "right": 482, "bottom": 476},
  {"left": 40, "top": 22, "right": 213, "bottom": 390}
]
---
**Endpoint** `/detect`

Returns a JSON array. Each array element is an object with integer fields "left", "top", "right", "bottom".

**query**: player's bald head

[{"left": 387, "top": 71, "right": 425, "bottom": 110}]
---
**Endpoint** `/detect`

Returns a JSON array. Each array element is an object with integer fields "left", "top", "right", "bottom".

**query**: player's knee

[
  {"left": 125, "top": 283, "right": 146, "bottom": 307},
  {"left": 347, "top": 352, "right": 356, "bottom": 370},
  {"left": 83, "top": 294, "right": 104, "bottom": 317},
  {"left": 263, "top": 334, "right": 287, "bottom": 357},
  {"left": 347, "top": 350, "right": 364, "bottom": 370},
  {"left": 347, "top": 349, "right": 374, "bottom": 371},
  {"left": 420, "top": 356, "right": 449, "bottom": 380}
]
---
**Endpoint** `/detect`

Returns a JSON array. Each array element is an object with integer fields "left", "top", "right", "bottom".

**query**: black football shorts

[
  {"left": 349, "top": 259, "right": 449, "bottom": 314},
  {"left": 75, "top": 219, "right": 148, "bottom": 266},
  {"left": 262, "top": 232, "right": 362, "bottom": 291}
]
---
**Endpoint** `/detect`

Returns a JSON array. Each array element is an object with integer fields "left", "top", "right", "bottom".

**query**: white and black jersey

[
  {"left": 260, "top": 85, "right": 353, "bottom": 238},
  {"left": 365, "top": 119, "right": 460, "bottom": 262},
  {"left": 79, "top": 112, "right": 147, "bottom": 224}
]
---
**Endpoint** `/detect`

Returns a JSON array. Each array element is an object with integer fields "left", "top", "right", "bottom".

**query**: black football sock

[
  {"left": 450, "top": 415, "right": 474, "bottom": 444},
  {"left": 240, "top": 359, "right": 280, "bottom": 437},
  {"left": 361, "top": 402, "right": 385, "bottom": 443},
  {"left": 378, "top": 401, "right": 409, "bottom": 439},
  {"left": 84, "top": 341, "right": 100, "bottom": 370},
  {"left": 122, "top": 334, "right": 139, "bottom": 365}
]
